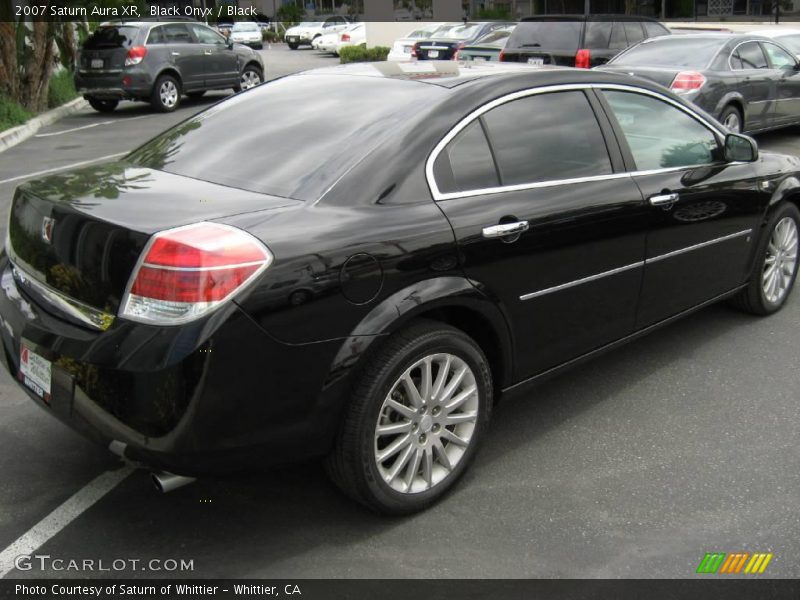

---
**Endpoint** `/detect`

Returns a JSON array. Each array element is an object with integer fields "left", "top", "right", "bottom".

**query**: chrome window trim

[
  {"left": 728, "top": 39, "right": 770, "bottom": 71},
  {"left": 518, "top": 229, "right": 752, "bottom": 301},
  {"left": 426, "top": 83, "right": 727, "bottom": 202}
]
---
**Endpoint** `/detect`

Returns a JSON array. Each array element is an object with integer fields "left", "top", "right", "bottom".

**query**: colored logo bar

[{"left": 696, "top": 552, "right": 773, "bottom": 574}]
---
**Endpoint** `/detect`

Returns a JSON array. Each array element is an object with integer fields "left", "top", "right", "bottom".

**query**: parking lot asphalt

[{"left": 0, "top": 47, "right": 798, "bottom": 579}]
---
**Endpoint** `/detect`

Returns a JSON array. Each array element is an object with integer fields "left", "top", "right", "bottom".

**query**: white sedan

[
  {"left": 315, "top": 23, "right": 366, "bottom": 56},
  {"left": 230, "top": 22, "right": 263, "bottom": 49},
  {"left": 387, "top": 22, "right": 444, "bottom": 61}
]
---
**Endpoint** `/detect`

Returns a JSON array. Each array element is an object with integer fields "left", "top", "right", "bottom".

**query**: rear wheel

[
  {"left": 288, "top": 42, "right": 299, "bottom": 50},
  {"left": 151, "top": 75, "right": 181, "bottom": 112},
  {"left": 720, "top": 104, "right": 743, "bottom": 133},
  {"left": 325, "top": 320, "right": 492, "bottom": 514},
  {"left": 87, "top": 97, "right": 118, "bottom": 113},
  {"left": 731, "top": 202, "right": 799, "bottom": 315}
]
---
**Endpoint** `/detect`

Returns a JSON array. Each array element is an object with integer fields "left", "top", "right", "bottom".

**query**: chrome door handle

[
  {"left": 482, "top": 221, "right": 529, "bottom": 239},
  {"left": 649, "top": 193, "right": 679, "bottom": 207},
  {"left": 171, "top": 51, "right": 181, "bottom": 56}
]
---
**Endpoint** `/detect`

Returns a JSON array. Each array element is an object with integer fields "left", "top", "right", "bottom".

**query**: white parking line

[
  {"left": 34, "top": 114, "right": 153, "bottom": 138},
  {"left": 0, "top": 466, "right": 134, "bottom": 579},
  {"left": 0, "top": 152, "right": 128, "bottom": 186}
]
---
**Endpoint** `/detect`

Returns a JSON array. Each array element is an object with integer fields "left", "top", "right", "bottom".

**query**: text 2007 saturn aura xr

[{"left": 1, "top": 63, "right": 797, "bottom": 514}]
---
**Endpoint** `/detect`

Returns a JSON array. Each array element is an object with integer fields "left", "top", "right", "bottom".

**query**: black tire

[
  {"left": 233, "top": 65, "right": 263, "bottom": 93},
  {"left": 87, "top": 97, "right": 118, "bottom": 113},
  {"left": 730, "top": 202, "right": 800, "bottom": 315},
  {"left": 324, "top": 319, "right": 493, "bottom": 515},
  {"left": 719, "top": 104, "right": 743, "bottom": 133},
  {"left": 150, "top": 74, "right": 181, "bottom": 113},
  {"left": 186, "top": 90, "right": 206, "bottom": 99},
  {"left": 288, "top": 42, "right": 299, "bottom": 50}
]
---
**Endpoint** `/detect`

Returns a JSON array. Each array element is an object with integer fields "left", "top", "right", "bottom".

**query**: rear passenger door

[{"left": 432, "top": 89, "right": 649, "bottom": 381}]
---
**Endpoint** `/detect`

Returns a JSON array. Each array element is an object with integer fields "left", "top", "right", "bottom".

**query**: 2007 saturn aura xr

[{"left": 1, "top": 63, "right": 798, "bottom": 514}]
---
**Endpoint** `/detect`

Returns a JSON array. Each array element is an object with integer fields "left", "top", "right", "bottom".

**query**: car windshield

[
  {"left": 776, "top": 34, "right": 800, "bottom": 54},
  {"left": 83, "top": 26, "right": 139, "bottom": 49},
  {"left": 298, "top": 22, "right": 322, "bottom": 27},
  {"left": 434, "top": 24, "right": 481, "bottom": 39},
  {"left": 508, "top": 21, "right": 582, "bottom": 49},
  {"left": 611, "top": 37, "right": 725, "bottom": 67},
  {"left": 127, "top": 75, "right": 439, "bottom": 201},
  {"left": 233, "top": 23, "right": 259, "bottom": 32}
]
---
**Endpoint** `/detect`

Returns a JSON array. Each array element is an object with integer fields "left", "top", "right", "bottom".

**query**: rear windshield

[
  {"left": 611, "top": 37, "right": 724, "bottom": 67},
  {"left": 83, "top": 26, "right": 139, "bottom": 49},
  {"left": 507, "top": 21, "right": 582, "bottom": 49},
  {"left": 127, "top": 75, "right": 436, "bottom": 201}
]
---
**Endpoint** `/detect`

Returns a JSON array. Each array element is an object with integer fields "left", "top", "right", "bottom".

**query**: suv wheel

[
  {"left": 234, "top": 65, "right": 262, "bottom": 93},
  {"left": 731, "top": 202, "right": 799, "bottom": 315},
  {"left": 325, "top": 320, "right": 492, "bottom": 514},
  {"left": 87, "top": 97, "right": 118, "bottom": 113},
  {"left": 151, "top": 75, "right": 181, "bottom": 112},
  {"left": 288, "top": 42, "right": 299, "bottom": 50}
]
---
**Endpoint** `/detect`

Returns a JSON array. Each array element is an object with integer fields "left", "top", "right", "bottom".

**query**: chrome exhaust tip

[{"left": 151, "top": 471, "right": 196, "bottom": 494}]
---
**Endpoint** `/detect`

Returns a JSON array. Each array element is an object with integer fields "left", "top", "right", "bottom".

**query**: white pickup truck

[{"left": 285, "top": 17, "right": 352, "bottom": 50}]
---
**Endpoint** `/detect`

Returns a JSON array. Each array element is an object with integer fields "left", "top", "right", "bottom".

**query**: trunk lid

[
  {"left": 597, "top": 65, "right": 681, "bottom": 89},
  {"left": 7, "top": 163, "right": 299, "bottom": 318}
]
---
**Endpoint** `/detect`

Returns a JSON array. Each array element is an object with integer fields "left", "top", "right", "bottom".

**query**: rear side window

[
  {"left": 508, "top": 21, "right": 582, "bottom": 50},
  {"left": 602, "top": 91, "right": 719, "bottom": 171},
  {"left": 481, "top": 91, "right": 612, "bottom": 186},
  {"left": 737, "top": 41, "right": 768, "bottom": 69},
  {"left": 644, "top": 22, "right": 669, "bottom": 38},
  {"left": 83, "top": 26, "right": 139, "bottom": 49},
  {"left": 585, "top": 22, "right": 612, "bottom": 49},
  {"left": 624, "top": 22, "right": 645, "bottom": 45},
  {"left": 435, "top": 121, "right": 499, "bottom": 194}
]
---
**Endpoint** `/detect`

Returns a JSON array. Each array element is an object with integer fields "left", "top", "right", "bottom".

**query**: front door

[
  {"left": 761, "top": 41, "right": 800, "bottom": 126},
  {"left": 732, "top": 41, "right": 775, "bottom": 131},
  {"left": 190, "top": 24, "right": 239, "bottom": 88},
  {"left": 597, "top": 88, "right": 768, "bottom": 328},
  {"left": 151, "top": 24, "right": 204, "bottom": 90},
  {"left": 432, "top": 88, "right": 648, "bottom": 381}
]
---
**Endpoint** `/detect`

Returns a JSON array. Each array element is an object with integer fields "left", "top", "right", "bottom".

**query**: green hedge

[
  {"left": 0, "top": 95, "right": 31, "bottom": 133},
  {"left": 48, "top": 69, "right": 78, "bottom": 109},
  {"left": 339, "top": 45, "right": 390, "bottom": 64}
]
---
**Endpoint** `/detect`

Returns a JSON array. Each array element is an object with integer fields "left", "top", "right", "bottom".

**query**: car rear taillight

[
  {"left": 453, "top": 42, "right": 465, "bottom": 61},
  {"left": 125, "top": 46, "right": 147, "bottom": 66},
  {"left": 670, "top": 71, "right": 707, "bottom": 93},
  {"left": 120, "top": 222, "right": 272, "bottom": 325},
  {"left": 498, "top": 49, "right": 506, "bottom": 61},
  {"left": 341, "top": 32, "right": 351, "bottom": 42},
  {"left": 575, "top": 49, "right": 591, "bottom": 69},
  {"left": 411, "top": 44, "right": 418, "bottom": 58}
]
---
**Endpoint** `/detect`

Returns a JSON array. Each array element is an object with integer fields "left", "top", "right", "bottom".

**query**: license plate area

[
  {"left": 428, "top": 50, "right": 439, "bottom": 58},
  {"left": 90, "top": 58, "right": 104, "bottom": 69},
  {"left": 527, "top": 57, "right": 544, "bottom": 66},
  {"left": 19, "top": 343, "right": 52, "bottom": 403}
]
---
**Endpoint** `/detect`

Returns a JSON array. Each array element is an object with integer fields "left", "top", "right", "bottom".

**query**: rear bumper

[
  {"left": 75, "top": 69, "right": 152, "bottom": 99},
  {"left": 0, "top": 255, "right": 353, "bottom": 476}
]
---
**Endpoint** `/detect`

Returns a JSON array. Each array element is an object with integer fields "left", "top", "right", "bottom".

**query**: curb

[{"left": 0, "top": 97, "right": 88, "bottom": 153}]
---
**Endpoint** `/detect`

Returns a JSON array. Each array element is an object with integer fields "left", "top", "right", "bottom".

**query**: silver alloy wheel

[
  {"left": 763, "top": 216, "right": 798, "bottom": 304},
  {"left": 374, "top": 353, "right": 479, "bottom": 494},
  {"left": 159, "top": 80, "right": 178, "bottom": 108},
  {"left": 723, "top": 111, "right": 741, "bottom": 133},
  {"left": 240, "top": 70, "right": 261, "bottom": 90}
]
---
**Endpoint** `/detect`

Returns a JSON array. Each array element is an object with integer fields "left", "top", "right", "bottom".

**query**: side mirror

[
  {"left": 226, "top": 38, "right": 234, "bottom": 49},
  {"left": 724, "top": 133, "right": 758, "bottom": 163},
  {"left": 793, "top": 62, "right": 800, "bottom": 71}
]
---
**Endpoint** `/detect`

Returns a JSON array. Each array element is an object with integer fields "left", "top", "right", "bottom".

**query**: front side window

[
  {"left": 603, "top": 90, "right": 719, "bottom": 171},
  {"left": 763, "top": 42, "right": 796, "bottom": 69},
  {"left": 191, "top": 24, "right": 226, "bottom": 45},
  {"left": 736, "top": 41, "right": 768, "bottom": 69},
  {"left": 481, "top": 91, "right": 612, "bottom": 186}
]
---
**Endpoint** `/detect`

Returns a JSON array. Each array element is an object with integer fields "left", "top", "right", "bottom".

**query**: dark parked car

[
  {"left": 500, "top": 15, "right": 670, "bottom": 68},
  {"left": 413, "top": 22, "right": 509, "bottom": 60},
  {"left": 456, "top": 24, "right": 516, "bottom": 62},
  {"left": 75, "top": 21, "right": 264, "bottom": 113},
  {"left": 598, "top": 33, "right": 800, "bottom": 134},
  {"left": 2, "top": 64, "right": 798, "bottom": 514}
]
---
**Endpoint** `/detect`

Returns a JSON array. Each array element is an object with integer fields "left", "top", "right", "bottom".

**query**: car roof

[{"left": 298, "top": 61, "right": 668, "bottom": 92}]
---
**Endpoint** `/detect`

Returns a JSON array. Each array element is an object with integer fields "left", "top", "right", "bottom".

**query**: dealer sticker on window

[{"left": 18, "top": 345, "right": 52, "bottom": 403}]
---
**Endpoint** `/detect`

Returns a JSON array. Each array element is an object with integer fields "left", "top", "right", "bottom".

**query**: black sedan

[
  {"left": 598, "top": 33, "right": 800, "bottom": 134},
  {"left": 1, "top": 64, "right": 798, "bottom": 514},
  {"left": 412, "top": 22, "right": 509, "bottom": 60}
]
